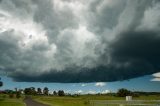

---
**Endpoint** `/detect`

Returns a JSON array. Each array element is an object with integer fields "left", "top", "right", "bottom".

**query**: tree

[
  {"left": 24, "top": 88, "right": 32, "bottom": 95},
  {"left": 30, "top": 87, "right": 36, "bottom": 95},
  {"left": 37, "top": 88, "right": 42, "bottom": 94},
  {"left": 43, "top": 87, "right": 49, "bottom": 95},
  {"left": 58, "top": 90, "right": 65, "bottom": 96},
  {"left": 117, "top": 88, "right": 132, "bottom": 97},
  {"left": 53, "top": 91, "right": 57, "bottom": 95},
  {"left": 16, "top": 91, "right": 21, "bottom": 98},
  {"left": 24, "top": 87, "right": 36, "bottom": 95}
]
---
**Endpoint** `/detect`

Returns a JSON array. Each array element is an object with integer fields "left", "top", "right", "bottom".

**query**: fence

[{"left": 90, "top": 100, "right": 160, "bottom": 106}]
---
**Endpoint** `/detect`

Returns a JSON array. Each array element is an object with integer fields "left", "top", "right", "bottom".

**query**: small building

[{"left": 126, "top": 96, "right": 132, "bottom": 101}]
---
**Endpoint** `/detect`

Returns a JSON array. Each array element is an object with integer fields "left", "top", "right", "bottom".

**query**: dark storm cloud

[
  {"left": 111, "top": 31, "right": 160, "bottom": 64},
  {"left": 11, "top": 30, "right": 160, "bottom": 83},
  {"left": 11, "top": 63, "right": 156, "bottom": 83},
  {"left": 110, "top": 30, "right": 160, "bottom": 77},
  {"left": 0, "top": 0, "right": 160, "bottom": 82}
]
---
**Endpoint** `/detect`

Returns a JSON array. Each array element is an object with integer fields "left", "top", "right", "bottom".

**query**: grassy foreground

[
  {"left": 0, "top": 94, "right": 159, "bottom": 106},
  {"left": 33, "top": 95, "right": 160, "bottom": 106},
  {"left": 0, "top": 94, "right": 25, "bottom": 106},
  {"left": 34, "top": 96, "right": 90, "bottom": 106}
]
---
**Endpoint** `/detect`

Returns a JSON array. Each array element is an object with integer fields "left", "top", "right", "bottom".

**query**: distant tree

[
  {"left": 16, "top": 91, "right": 21, "bottom": 98},
  {"left": 30, "top": 87, "right": 36, "bottom": 95},
  {"left": 53, "top": 91, "right": 57, "bottom": 95},
  {"left": 24, "top": 87, "right": 36, "bottom": 95},
  {"left": 43, "top": 87, "right": 49, "bottom": 95},
  {"left": 5, "top": 90, "right": 14, "bottom": 94},
  {"left": 37, "top": 88, "right": 42, "bottom": 94},
  {"left": 24, "top": 88, "right": 31, "bottom": 95},
  {"left": 117, "top": 88, "right": 132, "bottom": 97},
  {"left": 58, "top": 90, "right": 65, "bottom": 96}
]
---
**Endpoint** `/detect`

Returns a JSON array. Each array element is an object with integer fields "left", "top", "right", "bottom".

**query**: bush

[{"left": 9, "top": 93, "right": 14, "bottom": 98}]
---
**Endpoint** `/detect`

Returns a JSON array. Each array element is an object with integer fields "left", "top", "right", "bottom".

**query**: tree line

[{"left": 23, "top": 87, "right": 65, "bottom": 96}]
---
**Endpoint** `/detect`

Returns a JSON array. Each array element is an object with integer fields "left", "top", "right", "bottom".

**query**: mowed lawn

[
  {"left": 0, "top": 95, "right": 25, "bottom": 106},
  {"left": 34, "top": 95, "right": 160, "bottom": 106}
]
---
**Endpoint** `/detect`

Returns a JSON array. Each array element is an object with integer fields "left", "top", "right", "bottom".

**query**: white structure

[{"left": 126, "top": 96, "right": 132, "bottom": 101}]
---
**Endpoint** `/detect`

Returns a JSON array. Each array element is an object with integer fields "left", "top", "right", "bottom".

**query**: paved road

[{"left": 24, "top": 97, "right": 50, "bottom": 106}]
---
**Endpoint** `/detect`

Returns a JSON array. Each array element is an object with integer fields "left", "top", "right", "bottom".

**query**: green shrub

[
  {"left": 16, "top": 91, "right": 21, "bottom": 98},
  {"left": 9, "top": 93, "right": 14, "bottom": 98}
]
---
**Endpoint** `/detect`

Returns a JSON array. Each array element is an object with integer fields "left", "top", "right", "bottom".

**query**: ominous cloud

[{"left": 0, "top": 0, "right": 160, "bottom": 82}]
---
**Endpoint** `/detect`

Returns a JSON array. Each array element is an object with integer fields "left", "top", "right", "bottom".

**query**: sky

[{"left": 0, "top": 0, "right": 160, "bottom": 93}]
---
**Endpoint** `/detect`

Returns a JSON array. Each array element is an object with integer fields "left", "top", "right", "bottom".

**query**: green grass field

[
  {"left": 33, "top": 95, "right": 160, "bottom": 106},
  {"left": 0, "top": 94, "right": 25, "bottom": 106},
  {"left": 0, "top": 94, "right": 160, "bottom": 106},
  {"left": 34, "top": 96, "right": 90, "bottom": 106}
]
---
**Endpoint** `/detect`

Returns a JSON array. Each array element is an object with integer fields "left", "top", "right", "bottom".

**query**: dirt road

[{"left": 24, "top": 97, "right": 50, "bottom": 106}]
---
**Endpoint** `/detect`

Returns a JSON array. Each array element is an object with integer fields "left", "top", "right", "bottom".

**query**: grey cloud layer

[{"left": 0, "top": 0, "right": 160, "bottom": 82}]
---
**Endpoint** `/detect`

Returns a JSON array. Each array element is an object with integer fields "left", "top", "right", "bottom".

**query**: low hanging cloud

[
  {"left": 151, "top": 72, "right": 160, "bottom": 81},
  {"left": 75, "top": 89, "right": 110, "bottom": 94},
  {"left": 95, "top": 82, "right": 106, "bottom": 87},
  {"left": 0, "top": 0, "right": 160, "bottom": 83},
  {"left": 101, "top": 90, "right": 110, "bottom": 94}
]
